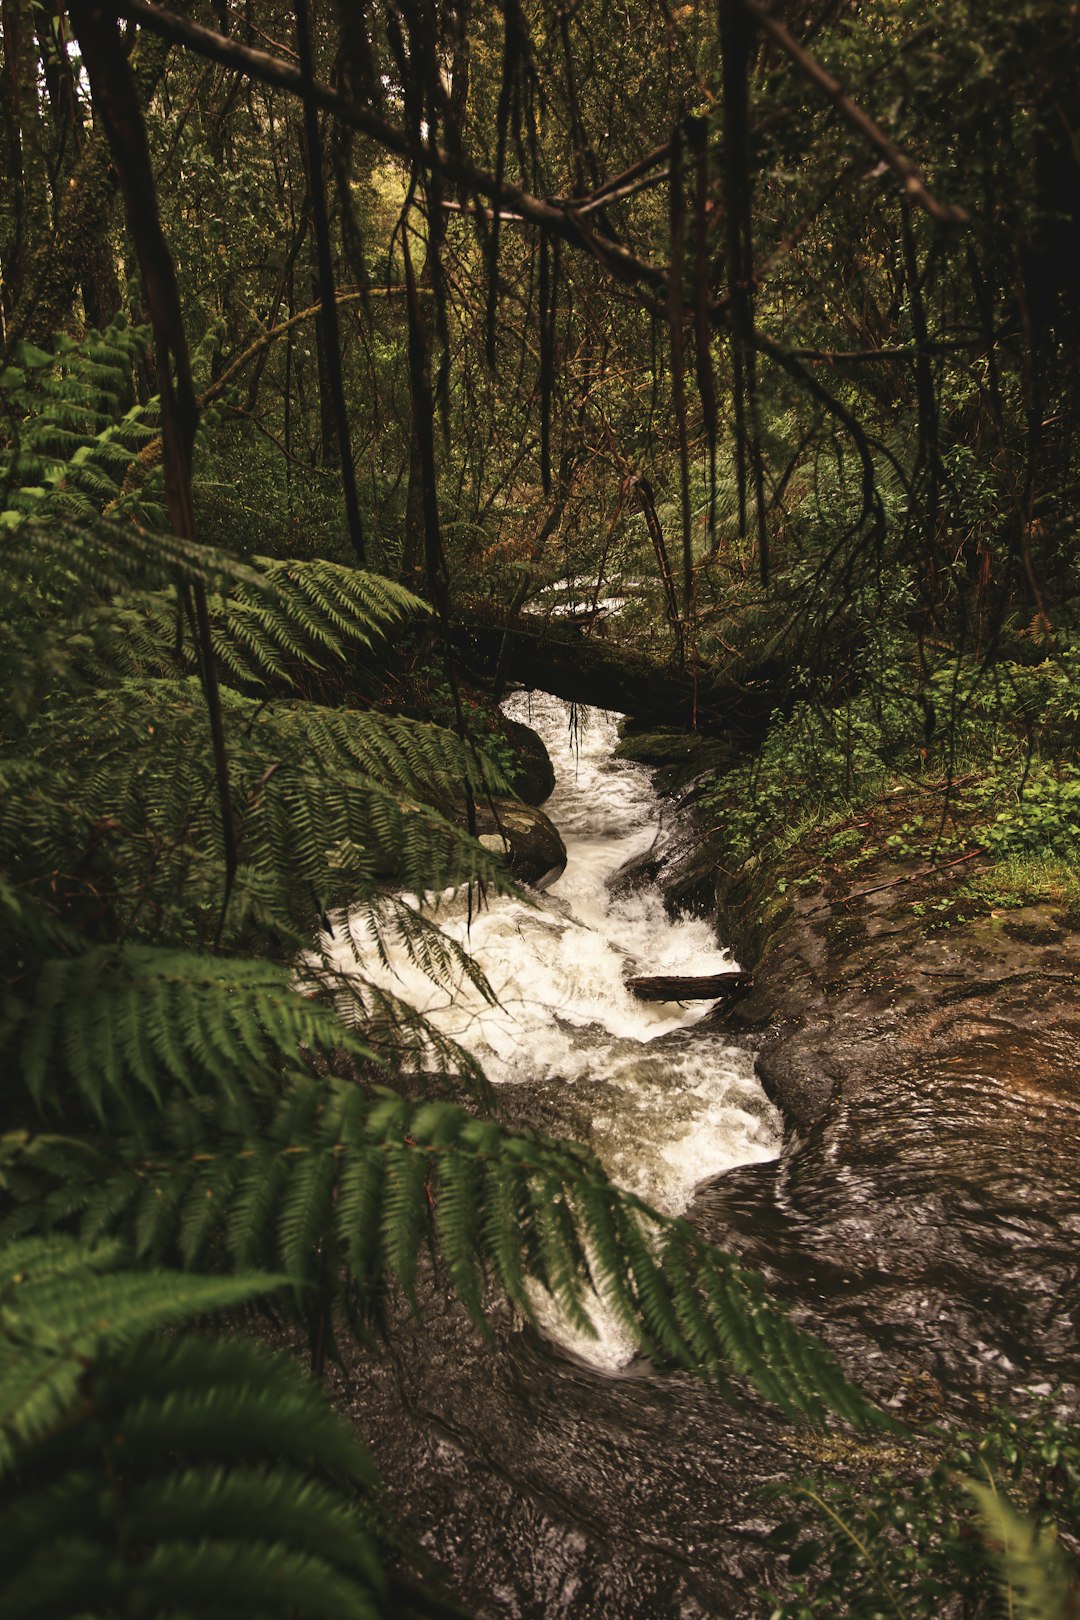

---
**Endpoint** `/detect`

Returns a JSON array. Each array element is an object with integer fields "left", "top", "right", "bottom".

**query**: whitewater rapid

[{"left": 326, "top": 693, "right": 781, "bottom": 1365}]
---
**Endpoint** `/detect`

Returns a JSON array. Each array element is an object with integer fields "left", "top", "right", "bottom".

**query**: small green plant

[
  {"left": 971, "top": 763, "right": 1080, "bottom": 861},
  {"left": 960, "top": 855, "right": 1080, "bottom": 912},
  {"left": 768, "top": 1407, "right": 1080, "bottom": 1619}
]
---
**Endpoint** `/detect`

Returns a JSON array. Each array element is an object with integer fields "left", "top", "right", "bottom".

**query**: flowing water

[
  {"left": 323, "top": 694, "right": 1080, "bottom": 1617},
  {"left": 327, "top": 692, "right": 780, "bottom": 1366}
]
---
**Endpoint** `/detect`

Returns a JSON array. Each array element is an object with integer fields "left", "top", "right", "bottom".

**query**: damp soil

[{"left": 326, "top": 761, "right": 1080, "bottom": 1619}]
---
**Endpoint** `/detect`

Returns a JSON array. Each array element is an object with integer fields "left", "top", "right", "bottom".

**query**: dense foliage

[
  {"left": 2, "top": 0, "right": 1079, "bottom": 1613},
  {"left": 0, "top": 324, "right": 886, "bottom": 1613}
]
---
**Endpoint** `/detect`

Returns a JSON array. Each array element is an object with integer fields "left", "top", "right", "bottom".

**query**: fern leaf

[
  {"left": 6, "top": 1087, "right": 892, "bottom": 1428},
  {"left": 0, "top": 1235, "right": 280, "bottom": 1473},
  {"left": 0, "top": 1236, "right": 388, "bottom": 1618},
  {"left": 8, "top": 947, "right": 376, "bottom": 1118},
  {"left": 964, "top": 1479, "right": 1074, "bottom": 1620}
]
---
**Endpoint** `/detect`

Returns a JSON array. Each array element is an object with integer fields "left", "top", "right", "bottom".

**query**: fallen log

[
  {"left": 625, "top": 971, "right": 749, "bottom": 1002},
  {"left": 450, "top": 602, "right": 779, "bottom": 740}
]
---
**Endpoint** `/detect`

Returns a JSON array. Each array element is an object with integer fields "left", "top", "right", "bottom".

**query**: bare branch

[
  {"left": 110, "top": 0, "right": 671, "bottom": 293},
  {"left": 743, "top": 0, "right": 969, "bottom": 228}
]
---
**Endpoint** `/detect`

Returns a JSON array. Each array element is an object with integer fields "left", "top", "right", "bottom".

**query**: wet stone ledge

[{"left": 327, "top": 735, "right": 1080, "bottom": 1619}]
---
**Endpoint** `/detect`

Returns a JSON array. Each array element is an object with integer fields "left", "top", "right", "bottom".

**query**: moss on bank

[{"left": 614, "top": 718, "right": 1080, "bottom": 973}]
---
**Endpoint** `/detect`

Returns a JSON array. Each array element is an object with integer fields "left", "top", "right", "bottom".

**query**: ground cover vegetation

[{"left": 1, "top": 0, "right": 1079, "bottom": 1613}]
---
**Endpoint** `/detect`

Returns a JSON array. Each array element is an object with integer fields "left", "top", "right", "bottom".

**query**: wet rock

[
  {"left": 606, "top": 839, "right": 662, "bottom": 899},
  {"left": 695, "top": 856, "right": 1080, "bottom": 1421},
  {"left": 336, "top": 749, "right": 1080, "bottom": 1618},
  {"left": 328, "top": 1269, "right": 796, "bottom": 1620},
  {"left": 613, "top": 727, "right": 739, "bottom": 795},
  {"left": 473, "top": 795, "right": 566, "bottom": 889},
  {"left": 606, "top": 810, "right": 717, "bottom": 918},
  {"left": 504, "top": 717, "right": 557, "bottom": 805}
]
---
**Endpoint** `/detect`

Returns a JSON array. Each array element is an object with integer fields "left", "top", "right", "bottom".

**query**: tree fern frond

[
  {"left": 964, "top": 1480, "right": 1074, "bottom": 1620},
  {"left": 0, "top": 1235, "right": 279, "bottom": 1473},
  {"left": 0, "top": 1236, "right": 389, "bottom": 1618},
  {"left": 278, "top": 1151, "right": 339, "bottom": 1290},
  {"left": 6, "top": 946, "right": 376, "bottom": 1119},
  {"left": 3, "top": 1091, "right": 892, "bottom": 1429},
  {"left": 5, "top": 681, "right": 510, "bottom": 949}
]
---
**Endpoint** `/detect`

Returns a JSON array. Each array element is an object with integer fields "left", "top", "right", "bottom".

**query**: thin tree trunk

[
  {"left": 1, "top": 0, "right": 50, "bottom": 318},
  {"left": 4, "top": 21, "right": 171, "bottom": 352}
]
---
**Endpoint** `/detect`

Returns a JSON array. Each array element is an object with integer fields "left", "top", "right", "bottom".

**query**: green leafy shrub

[{"left": 769, "top": 1407, "right": 1080, "bottom": 1619}]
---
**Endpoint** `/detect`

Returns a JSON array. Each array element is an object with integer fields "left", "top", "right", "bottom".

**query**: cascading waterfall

[{"left": 327, "top": 692, "right": 781, "bottom": 1367}]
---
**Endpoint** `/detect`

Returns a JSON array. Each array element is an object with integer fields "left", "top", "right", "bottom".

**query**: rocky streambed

[{"left": 331, "top": 719, "right": 1080, "bottom": 1618}]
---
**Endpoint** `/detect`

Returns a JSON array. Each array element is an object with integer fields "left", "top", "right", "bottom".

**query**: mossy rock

[
  {"left": 472, "top": 796, "right": 566, "bottom": 889},
  {"left": 503, "top": 718, "right": 556, "bottom": 805},
  {"left": 613, "top": 727, "right": 739, "bottom": 794}
]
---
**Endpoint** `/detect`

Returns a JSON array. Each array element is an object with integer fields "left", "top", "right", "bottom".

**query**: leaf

[
  {"left": 13, "top": 342, "right": 52, "bottom": 370},
  {"left": 0, "top": 1237, "right": 386, "bottom": 1617},
  {"left": 787, "top": 1538, "right": 823, "bottom": 1575},
  {"left": 964, "top": 1479, "right": 1074, "bottom": 1620}
]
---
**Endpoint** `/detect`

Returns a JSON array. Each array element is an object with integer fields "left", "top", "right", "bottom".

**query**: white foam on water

[{"left": 323, "top": 692, "right": 781, "bottom": 1370}]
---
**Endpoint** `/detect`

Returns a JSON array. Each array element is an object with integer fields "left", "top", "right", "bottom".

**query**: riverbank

[
  {"left": 616, "top": 745, "right": 1080, "bottom": 1411},
  {"left": 333, "top": 710, "right": 1080, "bottom": 1618}
]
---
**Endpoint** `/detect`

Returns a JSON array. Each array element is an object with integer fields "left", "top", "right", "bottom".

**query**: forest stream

[
  {"left": 9, "top": 5, "right": 1080, "bottom": 1615},
  {"left": 331, "top": 692, "right": 780, "bottom": 1368},
  {"left": 330, "top": 692, "right": 1080, "bottom": 1619}
]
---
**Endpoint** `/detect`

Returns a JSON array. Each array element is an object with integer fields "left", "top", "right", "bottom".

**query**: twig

[
  {"left": 742, "top": 0, "right": 968, "bottom": 227},
  {"left": 224, "top": 404, "right": 333, "bottom": 473},
  {"left": 834, "top": 848, "right": 985, "bottom": 907},
  {"left": 567, "top": 141, "right": 671, "bottom": 207}
]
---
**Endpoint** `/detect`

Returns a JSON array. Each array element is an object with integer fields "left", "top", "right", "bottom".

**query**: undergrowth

[
  {"left": 685, "top": 639, "right": 1080, "bottom": 915},
  {"left": 769, "top": 1404, "right": 1080, "bottom": 1619}
]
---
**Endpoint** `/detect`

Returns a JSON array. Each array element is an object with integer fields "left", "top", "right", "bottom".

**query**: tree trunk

[
  {"left": 625, "top": 972, "right": 749, "bottom": 1002},
  {"left": 4, "top": 22, "right": 170, "bottom": 353},
  {"left": 0, "top": 0, "right": 50, "bottom": 320}
]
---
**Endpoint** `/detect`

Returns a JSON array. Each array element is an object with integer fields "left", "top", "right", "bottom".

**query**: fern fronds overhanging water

[
  {"left": 1, "top": 1085, "right": 888, "bottom": 1432},
  {"left": 1, "top": 323, "right": 897, "bottom": 1616}
]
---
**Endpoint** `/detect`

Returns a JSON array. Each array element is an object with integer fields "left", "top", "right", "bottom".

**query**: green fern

[
  {"left": 964, "top": 1479, "right": 1074, "bottom": 1620},
  {"left": 2, "top": 1089, "right": 891, "bottom": 1430},
  {"left": 74, "top": 554, "right": 427, "bottom": 691},
  {"left": 2, "top": 946, "right": 377, "bottom": 1120},
  {"left": 1, "top": 519, "right": 424, "bottom": 720},
  {"left": 1, "top": 318, "right": 166, "bottom": 535},
  {"left": 0, "top": 1235, "right": 395, "bottom": 1619},
  {"left": 0, "top": 1234, "right": 278, "bottom": 1470},
  {"left": 4, "top": 677, "right": 509, "bottom": 945}
]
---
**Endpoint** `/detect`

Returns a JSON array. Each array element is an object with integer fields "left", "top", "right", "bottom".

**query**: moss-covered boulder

[
  {"left": 503, "top": 717, "right": 556, "bottom": 805},
  {"left": 613, "top": 726, "right": 739, "bottom": 794},
  {"left": 472, "top": 795, "right": 566, "bottom": 889}
]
